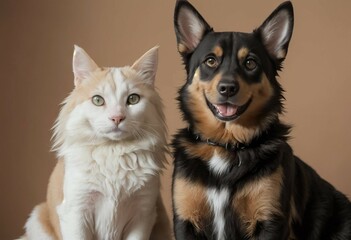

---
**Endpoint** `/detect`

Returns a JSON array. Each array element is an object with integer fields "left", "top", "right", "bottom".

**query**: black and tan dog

[{"left": 171, "top": 1, "right": 351, "bottom": 239}]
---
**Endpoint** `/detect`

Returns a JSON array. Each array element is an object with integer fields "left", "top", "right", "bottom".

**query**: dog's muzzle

[
  {"left": 217, "top": 80, "right": 239, "bottom": 98},
  {"left": 205, "top": 80, "right": 251, "bottom": 122}
]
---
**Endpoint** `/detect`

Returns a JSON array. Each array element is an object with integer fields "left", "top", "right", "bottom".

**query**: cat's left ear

[
  {"left": 131, "top": 46, "right": 158, "bottom": 86},
  {"left": 72, "top": 45, "right": 99, "bottom": 86}
]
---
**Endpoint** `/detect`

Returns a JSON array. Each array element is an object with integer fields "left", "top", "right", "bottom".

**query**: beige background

[{"left": 1, "top": 0, "right": 351, "bottom": 238}]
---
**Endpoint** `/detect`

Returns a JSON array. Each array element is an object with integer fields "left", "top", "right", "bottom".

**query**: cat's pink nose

[{"left": 110, "top": 115, "right": 125, "bottom": 125}]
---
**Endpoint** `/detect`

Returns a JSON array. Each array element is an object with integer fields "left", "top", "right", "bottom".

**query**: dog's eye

[
  {"left": 245, "top": 59, "right": 257, "bottom": 71},
  {"left": 205, "top": 57, "right": 218, "bottom": 68}
]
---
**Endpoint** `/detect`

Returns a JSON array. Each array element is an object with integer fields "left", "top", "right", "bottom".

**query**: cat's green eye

[
  {"left": 92, "top": 95, "right": 105, "bottom": 106},
  {"left": 127, "top": 94, "right": 140, "bottom": 105}
]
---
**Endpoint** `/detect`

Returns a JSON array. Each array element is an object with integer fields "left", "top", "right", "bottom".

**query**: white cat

[{"left": 20, "top": 46, "right": 171, "bottom": 240}]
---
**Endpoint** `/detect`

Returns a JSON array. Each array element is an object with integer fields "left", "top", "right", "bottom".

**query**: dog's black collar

[{"left": 187, "top": 127, "right": 247, "bottom": 152}]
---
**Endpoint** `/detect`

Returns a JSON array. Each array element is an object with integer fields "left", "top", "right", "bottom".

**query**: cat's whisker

[
  {"left": 129, "top": 120, "right": 162, "bottom": 128},
  {"left": 140, "top": 125, "right": 162, "bottom": 138},
  {"left": 136, "top": 129, "right": 160, "bottom": 142},
  {"left": 127, "top": 120, "right": 160, "bottom": 132},
  {"left": 139, "top": 128, "right": 158, "bottom": 138}
]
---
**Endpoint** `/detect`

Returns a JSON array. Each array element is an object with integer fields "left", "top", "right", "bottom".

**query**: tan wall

[{"left": 1, "top": 0, "right": 350, "bottom": 238}]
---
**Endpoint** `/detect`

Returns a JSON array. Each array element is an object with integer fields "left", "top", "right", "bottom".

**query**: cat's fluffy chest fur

[{"left": 63, "top": 141, "right": 162, "bottom": 198}]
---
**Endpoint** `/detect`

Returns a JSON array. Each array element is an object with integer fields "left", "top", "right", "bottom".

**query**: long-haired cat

[{"left": 20, "top": 46, "right": 171, "bottom": 240}]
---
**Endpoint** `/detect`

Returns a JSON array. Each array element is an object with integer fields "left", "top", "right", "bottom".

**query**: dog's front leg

[
  {"left": 174, "top": 217, "right": 208, "bottom": 240},
  {"left": 254, "top": 218, "right": 289, "bottom": 240}
]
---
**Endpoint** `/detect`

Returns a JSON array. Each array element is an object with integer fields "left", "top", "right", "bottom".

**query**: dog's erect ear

[
  {"left": 256, "top": 1, "right": 294, "bottom": 63},
  {"left": 174, "top": 0, "right": 213, "bottom": 56}
]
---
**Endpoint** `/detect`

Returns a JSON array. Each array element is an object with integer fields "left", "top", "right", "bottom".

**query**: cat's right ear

[
  {"left": 174, "top": 0, "right": 212, "bottom": 58},
  {"left": 72, "top": 45, "right": 99, "bottom": 86},
  {"left": 131, "top": 46, "right": 159, "bottom": 86}
]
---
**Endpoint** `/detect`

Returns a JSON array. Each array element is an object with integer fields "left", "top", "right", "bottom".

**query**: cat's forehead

[
  {"left": 96, "top": 67, "right": 139, "bottom": 91},
  {"left": 109, "top": 67, "right": 141, "bottom": 83},
  {"left": 105, "top": 67, "right": 124, "bottom": 89}
]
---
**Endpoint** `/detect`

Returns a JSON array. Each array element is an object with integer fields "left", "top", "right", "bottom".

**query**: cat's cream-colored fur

[{"left": 20, "top": 46, "right": 171, "bottom": 240}]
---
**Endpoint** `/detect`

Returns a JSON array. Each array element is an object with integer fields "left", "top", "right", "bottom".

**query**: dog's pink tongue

[{"left": 216, "top": 104, "right": 237, "bottom": 117}]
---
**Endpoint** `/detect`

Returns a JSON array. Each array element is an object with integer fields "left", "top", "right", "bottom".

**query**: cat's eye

[
  {"left": 92, "top": 95, "right": 105, "bottom": 106},
  {"left": 127, "top": 94, "right": 140, "bottom": 105},
  {"left": 245, "top": 58, "right": 257, "bottom": 71},
  {"left": 204, "top": 57, "right": 218, "bottom": 68}
]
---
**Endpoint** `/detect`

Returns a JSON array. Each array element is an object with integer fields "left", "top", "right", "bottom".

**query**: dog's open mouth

[{"left": 206, "top": 97, "right": 252, "bottom": 121}]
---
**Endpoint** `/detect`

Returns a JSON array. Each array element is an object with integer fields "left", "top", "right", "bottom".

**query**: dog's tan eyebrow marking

[
  {"left": 213, "top": 45, "right": 223, "bottom": 58},
  {"left": 237, "top": 47, "right": 249, "bottom": 61}
]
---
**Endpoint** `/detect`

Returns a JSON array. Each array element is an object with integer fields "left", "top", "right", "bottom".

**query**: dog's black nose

[{"left": 217, "top": 81, "right": 238, "bottom": 97}]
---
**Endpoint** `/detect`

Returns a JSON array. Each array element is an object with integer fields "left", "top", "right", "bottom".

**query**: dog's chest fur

[
  {"left": 172, "top": 131, "right": 286, "bottom": 238},
  {"left": 206, "top": 186, "right": 230, "bottom": 240}
]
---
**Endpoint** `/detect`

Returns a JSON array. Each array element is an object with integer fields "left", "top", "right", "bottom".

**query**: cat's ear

[
  {"left": 131, "top": 46, "right": 159, "bottom": 86},
  {"left": 255, "top": 1, "right": 294, "bottom": 64},
  {"left": 72, "top": 45, "right": 99, "bottom": 86}
]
